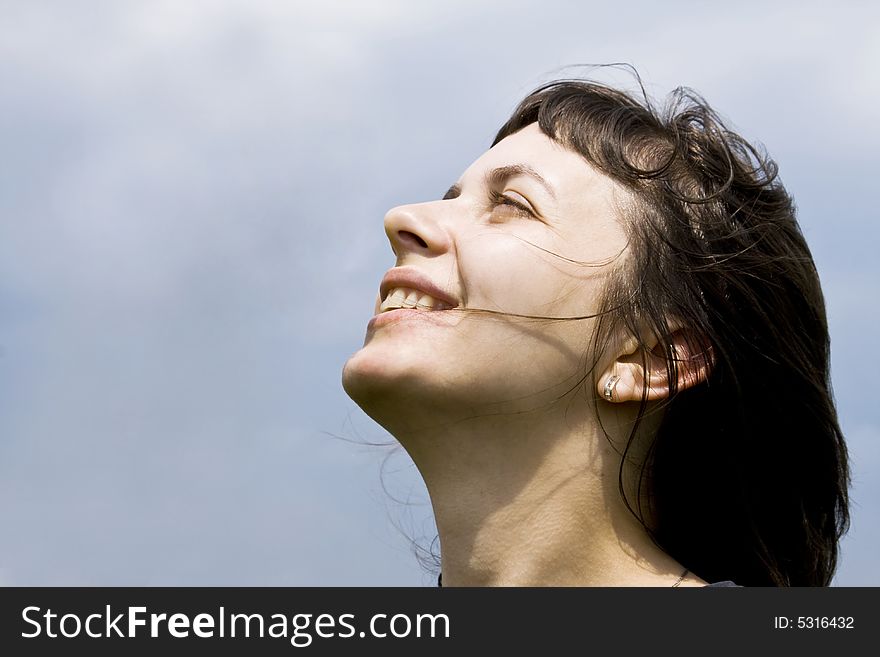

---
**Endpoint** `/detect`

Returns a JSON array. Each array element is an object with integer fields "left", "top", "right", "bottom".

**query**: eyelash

[{"left": 489, "top": 189, "right": 534, "bottom": 218}]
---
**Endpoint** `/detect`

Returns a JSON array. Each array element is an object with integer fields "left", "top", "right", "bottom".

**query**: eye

[{"left": 489, "top": 189, "right": 536, "bottom": 218}]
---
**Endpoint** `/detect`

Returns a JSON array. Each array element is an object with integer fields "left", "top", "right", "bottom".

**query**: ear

[{"left": 597, "top": 327, "right": 713, "bottom": 403}]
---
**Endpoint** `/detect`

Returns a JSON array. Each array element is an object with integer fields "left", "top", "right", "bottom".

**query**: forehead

[
  {"left": 460, "top": 123, "right": 617, "bottom": 203},
  {"left": 479, "top": 123, "right": 580, "bottom": 167}
]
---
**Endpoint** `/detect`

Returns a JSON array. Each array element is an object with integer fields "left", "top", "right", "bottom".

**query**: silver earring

[{"left": 603, "top": 375, "right": 620, "bottom": 402}]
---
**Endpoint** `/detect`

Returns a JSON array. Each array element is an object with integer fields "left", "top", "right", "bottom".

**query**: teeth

[
  {"left": 403, "top": 290, "right": 419, "bottom": 308},
  {"left": 388, "top": 289, "right": 407, "bottom": 306},
  {"left": 379, "top": 287, "right": 452, "bottom": 312}
]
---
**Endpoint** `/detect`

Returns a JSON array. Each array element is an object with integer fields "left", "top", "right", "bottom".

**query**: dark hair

[{"left": 492, "top": 79, "right": 850, "bottom": 586}]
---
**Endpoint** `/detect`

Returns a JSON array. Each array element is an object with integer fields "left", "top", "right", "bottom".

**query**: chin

[{"left": 341, "top": 345, "right": 437, "bottom": 420}]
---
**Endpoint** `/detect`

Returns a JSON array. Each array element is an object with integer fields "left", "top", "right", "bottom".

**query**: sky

[{"left": 0, "top": 0, "right": 877, "bottom": 585}]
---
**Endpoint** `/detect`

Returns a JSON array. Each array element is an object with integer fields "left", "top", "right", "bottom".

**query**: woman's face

[{"left": 343, "top": 123, "right": 630, "bottom": 423}]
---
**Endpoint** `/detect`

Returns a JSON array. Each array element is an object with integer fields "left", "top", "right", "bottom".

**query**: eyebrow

[{"left": 443, "top": 164, "right": 557, "bottom": 201}]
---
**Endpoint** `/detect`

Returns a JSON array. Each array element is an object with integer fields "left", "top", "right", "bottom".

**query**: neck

[{"left": 392, "top": 399, "right": 698, "bottom": 586}]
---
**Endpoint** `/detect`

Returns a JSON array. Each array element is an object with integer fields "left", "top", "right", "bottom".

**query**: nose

[{"left": 383, "top": 201, "right": 452, "bottom": 258}]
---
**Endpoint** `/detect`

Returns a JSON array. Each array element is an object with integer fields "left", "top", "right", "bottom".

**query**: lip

[
  {"left": 378, "top": 267, "right": 459, "bottom": 309},
  {"left": 367, "top": 306, "right": 458, "bottom": 332}
]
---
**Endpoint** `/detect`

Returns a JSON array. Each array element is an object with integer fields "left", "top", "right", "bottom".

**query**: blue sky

[{"left": 0, "top": 0, "right": 877, "bottom": 585}]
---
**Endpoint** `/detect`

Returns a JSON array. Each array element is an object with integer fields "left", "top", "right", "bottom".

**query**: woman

[{"left": 341, "top": 78, "right": 851, "bottom": 587}]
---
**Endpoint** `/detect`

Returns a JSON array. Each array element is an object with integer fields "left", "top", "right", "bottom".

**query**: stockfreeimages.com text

[{"left": 22, "top": 605, "right": 450, "bottom": 647}]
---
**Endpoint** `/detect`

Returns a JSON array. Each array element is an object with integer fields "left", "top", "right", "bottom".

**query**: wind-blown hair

[{"left": 493, "top": 80, "right": 850, "bottom": 586}]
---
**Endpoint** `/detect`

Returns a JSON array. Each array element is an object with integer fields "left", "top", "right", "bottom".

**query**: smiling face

[{"left": 342, "top": 123, "right": 631, "bottom": 430}]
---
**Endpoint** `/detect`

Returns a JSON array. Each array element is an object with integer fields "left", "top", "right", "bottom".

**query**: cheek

[{"left": 460, "top": 235, "right": 604, "bottom": 319}]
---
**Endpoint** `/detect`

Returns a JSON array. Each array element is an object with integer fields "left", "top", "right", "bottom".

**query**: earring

[{"left": 603, "top": 375, "right": 620, "bottom": 402}]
